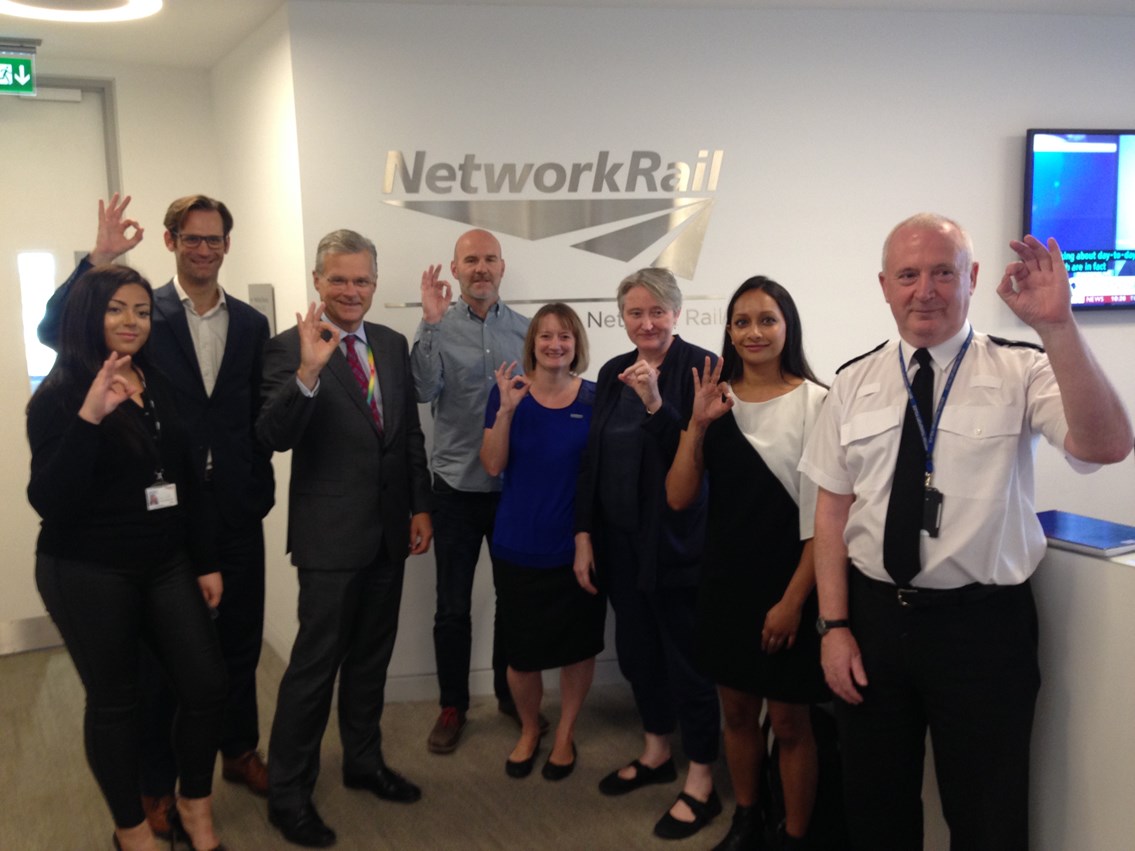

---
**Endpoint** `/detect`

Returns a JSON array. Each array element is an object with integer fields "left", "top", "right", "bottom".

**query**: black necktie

[{"left": 883, "top": 348, "right": 933, "bottom": 587}]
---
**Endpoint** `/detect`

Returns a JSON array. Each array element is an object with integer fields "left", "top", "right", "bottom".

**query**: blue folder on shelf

[{"left": 1037, "top": 510, "right": 1135, "bottom": 558}]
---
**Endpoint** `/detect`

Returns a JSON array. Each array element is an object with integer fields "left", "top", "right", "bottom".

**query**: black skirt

[{"left": 494, "top": 557, "right": 606, "bottom": 672}]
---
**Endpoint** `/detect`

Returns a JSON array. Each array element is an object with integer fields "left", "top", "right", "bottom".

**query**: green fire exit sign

[{"left": 0, "top": 52, "right": 35, "bottom": 96}]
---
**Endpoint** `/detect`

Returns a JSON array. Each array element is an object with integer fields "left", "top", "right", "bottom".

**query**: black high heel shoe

[{"left": 167, "top": 803, "right": 227, "bottom": 851}]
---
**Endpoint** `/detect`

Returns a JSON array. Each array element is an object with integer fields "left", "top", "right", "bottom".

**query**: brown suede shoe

[
  {"left": 141, "top": 793, "right": 174, "bottom": 840},
  {"left": 427, "top": 707, "right": 467, "bottom": 754},
  {"left": 222, "top": 749, "right": 269, "bottom": 797}
]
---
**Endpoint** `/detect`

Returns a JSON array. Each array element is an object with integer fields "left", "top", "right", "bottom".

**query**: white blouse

[{"left": 728, "top": 379, "right": 828, "bottom": 540}]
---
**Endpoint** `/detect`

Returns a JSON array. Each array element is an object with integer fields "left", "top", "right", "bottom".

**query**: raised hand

[
  {"left": 91, "top": 193, "right": 144, "bottom": 265},
  {"left": 689, "top": 356, "right": 732, "bottom": 429},
  {"left": 618, "top": 358, "right": 663, "bottom": 413},
  {"left": 296, "top": 302, "right": 339, "bottom": 390},
  {"left": 420, "top": 264, "right": 454, "bottom": 324},
  {"left": 493, "top": 360, "right": 531, "bottom": 414},
  {"left": 997, "top": 235, "right": 1075, "bottom": 331},
  {"left": 78, "top": 352, "right": 138, "bottom": 424}
]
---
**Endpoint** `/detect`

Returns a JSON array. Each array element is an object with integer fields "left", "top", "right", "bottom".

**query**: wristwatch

[{"left": 815, "top": 616, "right": 850, "bottom": 636}]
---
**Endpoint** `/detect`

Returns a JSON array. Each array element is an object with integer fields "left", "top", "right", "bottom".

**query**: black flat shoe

[
  {"left": 541, "top": 743, "right": 577, "bottom": 781},
  {"left": 505, "top": 749, "right": 538, "bottom": 778},
  {"left": 653, "top": 789, "right": 723, "bottom": 840},
  {"left": 343, "top": 766, "right": 421, "bottom": 803},
  {"left": 598, "top": 757, "right": 678, "bottom": 796},
  {"left": 268, "top": 801, "right": 336, "bottom": 848}
]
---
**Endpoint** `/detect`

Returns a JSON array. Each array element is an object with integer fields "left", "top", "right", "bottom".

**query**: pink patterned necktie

[{"left": 344, "top": 335, "right": 383, "bottom": 433}]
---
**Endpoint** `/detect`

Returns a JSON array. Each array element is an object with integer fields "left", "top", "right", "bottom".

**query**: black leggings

[{"left": 36, "top": 551, "right": 227, "bottom": 828}]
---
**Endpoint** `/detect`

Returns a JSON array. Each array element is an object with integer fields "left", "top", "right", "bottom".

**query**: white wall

[
  {"left": 11, "top": 1, "right": 1134, "bottom": 710},
  {"left": 209, "top": 6, "right": 307, "bottom": 657},
  {"left": 3, "top": 57, "right": 223, "bottom": 625},
  {"left": 269, "top": 0, "right": 1135, "bottom": 695}
]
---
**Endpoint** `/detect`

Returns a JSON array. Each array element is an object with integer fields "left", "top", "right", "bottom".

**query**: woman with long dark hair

[
  {"left": 27, "top": 264, "right": 228, "bottom": 851},
  {"left": 667, "top": 276, "right": 828, "bottom": 850}
]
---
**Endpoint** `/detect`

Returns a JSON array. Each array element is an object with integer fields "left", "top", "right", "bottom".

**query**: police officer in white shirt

[{"left": 799, "top": 213, "right": 1132, "bottom": 851}]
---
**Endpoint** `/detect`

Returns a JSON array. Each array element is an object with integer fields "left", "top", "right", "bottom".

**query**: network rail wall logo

[{"left": 383, "top": 149, "right": 723, "bottom": 280}]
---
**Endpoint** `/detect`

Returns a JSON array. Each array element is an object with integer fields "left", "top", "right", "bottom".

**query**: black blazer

[
  {"left": 256, "top": 322, "right": 431, "bottom": 571},
  {"left": 38, "top": 259, "right": 275, "bottom": 529},
  {"left": 576, "top": 335, "right": 715, "bottom": 591}
]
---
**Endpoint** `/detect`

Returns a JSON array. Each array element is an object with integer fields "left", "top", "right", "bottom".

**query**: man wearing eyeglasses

[{"left": 38, "top": 193, "right": 276, "bottom": 837}]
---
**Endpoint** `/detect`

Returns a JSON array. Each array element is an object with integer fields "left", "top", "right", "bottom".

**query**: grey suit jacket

[{"left": 257, "top": 321, "right": 431, "bottom": 571}]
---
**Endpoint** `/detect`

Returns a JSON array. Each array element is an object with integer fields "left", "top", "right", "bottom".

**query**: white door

[{"left": 0, "top": 84, "right": 111, "bottom": 632}]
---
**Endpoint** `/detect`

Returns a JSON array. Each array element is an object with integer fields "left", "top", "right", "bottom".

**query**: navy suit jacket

[
  {"left": 575, "top": 335, "right": 714, "bottom": 591},
  {"left": 256, "top": 322, "right": 431, "bottom": 571},
  {"left": 39, "top": 258, "right": 275, "bottom": 529}
]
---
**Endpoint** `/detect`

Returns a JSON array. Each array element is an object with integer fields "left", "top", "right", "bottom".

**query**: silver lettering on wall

[{"left": 383, "top": 149, "right": 723, "bottom": 280}]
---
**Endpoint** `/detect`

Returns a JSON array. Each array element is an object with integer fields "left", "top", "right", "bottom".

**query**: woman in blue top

[{"left": 480, "top": 302, "right": 602, "bottom": 782}]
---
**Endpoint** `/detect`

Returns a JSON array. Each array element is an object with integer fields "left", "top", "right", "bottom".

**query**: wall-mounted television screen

[{"left": 1023, "top": 129, "right": 1135, "bottom": 310}]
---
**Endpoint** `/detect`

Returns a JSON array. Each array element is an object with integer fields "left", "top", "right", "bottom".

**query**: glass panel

[{"left": 19, "top": 251, "right": 57, "bottom": 393}]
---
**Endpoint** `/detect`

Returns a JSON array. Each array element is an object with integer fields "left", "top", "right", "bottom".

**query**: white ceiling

[{"left": 2, "top": 0, "right": 1133, "bottom": 70}]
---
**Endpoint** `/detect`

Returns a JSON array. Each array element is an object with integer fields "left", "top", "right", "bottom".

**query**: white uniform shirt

[{"left": 799, "top": 322, "right": 1096, "bottom": 589}]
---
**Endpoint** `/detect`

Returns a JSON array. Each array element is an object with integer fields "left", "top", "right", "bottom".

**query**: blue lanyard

[{"left": 898, "top": 327, "right": 973, "bottom": 485}]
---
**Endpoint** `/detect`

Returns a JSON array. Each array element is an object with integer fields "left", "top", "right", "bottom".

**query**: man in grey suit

[{"left": 258, "top": 229, "right": 432, "bottom": 848}]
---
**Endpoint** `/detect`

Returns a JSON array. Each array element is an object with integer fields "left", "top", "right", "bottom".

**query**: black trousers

[
  {"left": 35, "top": 552, "right": 227, "bottom": 828},
  {"left": 139, "top": 516, "right": 266, "bottom": 795},
  {"left": 430, "top": 476, "right": 509, "bottom": 711},
  {"left": 267, "top": 552, "right": 405, "bottom": 810},
  {"left": 836, "top": 570, "right": 1040, "bottom": 851},
  {"left": 598, "top": 527, "right": 720, "bottom": 765}
]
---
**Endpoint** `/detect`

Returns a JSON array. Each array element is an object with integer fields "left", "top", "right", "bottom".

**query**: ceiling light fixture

[{"left": 0, "top": 1, "right": 162, "bottom": 23}]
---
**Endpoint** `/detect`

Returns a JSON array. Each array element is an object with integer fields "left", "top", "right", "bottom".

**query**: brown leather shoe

[
  {"left": 221, "top": 750, "right": 269, "bottom": 797},
  {"left": 427, "top": 707, "right": 467, "bottom": 754},
  {"left": 141, "top": 793, "right": 174, "bottom": 840}
]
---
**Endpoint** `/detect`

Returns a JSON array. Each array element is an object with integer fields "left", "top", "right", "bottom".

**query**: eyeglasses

[
  {"left": 174, "top": 233, "right": 225, "bottom": 249},
  {"left": 322, "top": 276, "right": 376, "bottom": 289}
]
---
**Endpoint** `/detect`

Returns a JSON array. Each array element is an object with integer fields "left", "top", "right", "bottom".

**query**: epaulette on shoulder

[
  {"left": 836, "top": 341, "right": 888, "bottom": 374},
  {"left": 988, "top": 334, "right": 1044, "bottom": 353}
]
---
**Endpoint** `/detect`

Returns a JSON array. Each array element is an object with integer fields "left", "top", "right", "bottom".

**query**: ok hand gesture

[
  {"left": 998, "top": 235, "right": 1075, "bottom": 332},
  {"left": 91, "top": 194, "right": 144, "bottom": 265},
  {"left": 618, "top": 358, "right": 663, "bottom": 413},
  {"left": 296, "top": 302, "right": 339, "bottom": 390},
  {"left": 420, "top": 264, "right": 454, "bottom": 325},
  {"left": 690, "top": 356, "right": 732, "bottom": 430},
  {"left": 493, "top": 360, "right": 531, "bottom": 415},
  {"left": 78, "top": 352, "right": 137, "bottom": 424}
]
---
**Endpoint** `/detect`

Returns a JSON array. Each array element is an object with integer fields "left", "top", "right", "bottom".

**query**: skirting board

[{"left": 0, "top": 616, "right": 62, "bottom": 656}]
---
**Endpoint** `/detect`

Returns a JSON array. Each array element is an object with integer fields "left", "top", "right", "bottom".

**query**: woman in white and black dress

[
  {"left": 667, "top": 276, "right": 828, "bottom": 851},
  {"left": 480, "top": 302, "right": 603, "bottom": 781}
]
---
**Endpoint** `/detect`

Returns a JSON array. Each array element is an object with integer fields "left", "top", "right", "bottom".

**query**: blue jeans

[{"left": 431, "top": 476, "right": 509, "bottom": 711}]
